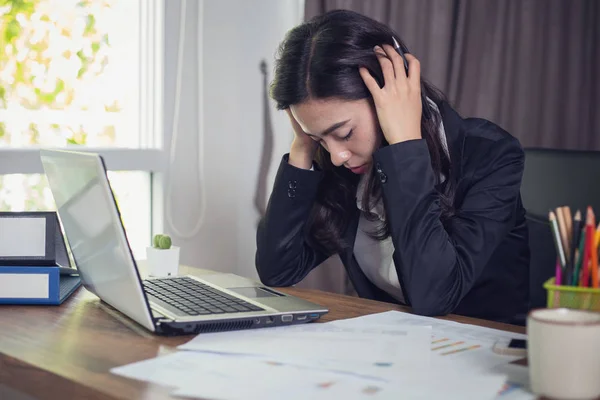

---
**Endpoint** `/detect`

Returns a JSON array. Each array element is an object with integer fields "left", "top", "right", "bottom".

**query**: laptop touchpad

[{"left": 229, "top": 287, "right": 282, "bottom": 298}]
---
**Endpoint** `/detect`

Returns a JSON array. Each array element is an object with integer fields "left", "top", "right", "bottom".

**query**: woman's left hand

[{"left": 359, "top": 45, "right": 422, "bottom": 145}]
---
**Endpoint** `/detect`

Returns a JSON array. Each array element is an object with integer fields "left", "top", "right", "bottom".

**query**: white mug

[{"left": 528, "top": 308, "right": 600, "bottom": 400}]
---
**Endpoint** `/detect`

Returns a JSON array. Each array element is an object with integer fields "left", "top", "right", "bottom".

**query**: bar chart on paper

[
  {"left": 429, "top": 332, "right": 519, "bottom": 371},
  {"left": 328, "top": 311, "right": 531, "bottom": 399},
  {"left": 431, "top": 337, "right": 482, "bottom": 356},
  {"left": 331, "top": 311, "right": 527, "bottom": 371}
]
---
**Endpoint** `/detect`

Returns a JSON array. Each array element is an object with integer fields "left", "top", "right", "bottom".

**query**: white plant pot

[{"left": 146, "top": 246, "right": 180, "bottom": 277}]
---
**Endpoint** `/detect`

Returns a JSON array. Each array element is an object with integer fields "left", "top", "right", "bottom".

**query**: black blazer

[{"left": 256, "top": 101, "right": 530, "bottom": 325}]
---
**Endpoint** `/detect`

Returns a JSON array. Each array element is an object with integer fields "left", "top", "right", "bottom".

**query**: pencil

[
  {"left": 563, "top": 206, "right": 574, "bottom": 278},
  {"left": 556, "top": 207, "right": 571, "bottom": 264},
  {"left": 595, "top": 221, "right": 600, "bottom": 261},
  {"left": 553, "top": 258, "right": 562, "bottom": 305},
  {"left": 549, "top": 211, "right": 567, "bottom": 273},
  {"left": 567, "top": 210, "right": 582, "bottom": 285},
  {"left": 596, "top": 222, "right": 600, "bottom": 282},
  {"left": 564, "top": 206, "right": 573, "bottom": 241},
  {"left": 581, "top": 207, "right": 593, "bottom": 287},
  {"left": 590, "top": 209, "right": 599, "bottom": 288},
  {"left": 573, "top": 228, "right": 586, "bottom": 286}
]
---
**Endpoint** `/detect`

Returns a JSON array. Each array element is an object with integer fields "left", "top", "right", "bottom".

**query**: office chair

[{"left": 521, "top": 147, "right": 600, "bottom": 309}]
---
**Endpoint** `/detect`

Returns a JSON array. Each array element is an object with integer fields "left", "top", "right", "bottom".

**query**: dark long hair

[{"left": 270, "top": 10, "right": 455, "bottom": 255}]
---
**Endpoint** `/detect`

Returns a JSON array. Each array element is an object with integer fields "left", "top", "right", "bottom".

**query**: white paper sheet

[
  {"left": 174, "top": 372, "right": 508, "bottom": 400},
  {"left": 111, "top": 351, "right": 206, "bottom": 390},
  {"left": 178, "top": 322, "right": 431, "bottom": 371},
  {"left": 331, "top": 311, "right": 527, "bottom": 371},
  {"left": 492, "top": 363, "right": 535, "bottom": 400},
  {"left": 112, "top": 351, "right": 381, "bottom": 400},
  {"left": 113, "top": 311, "right": 530, "bottom": 399},
  {"left": 495, "top": 384, "right": 536, "bottom": 400},
  {"left": 112, "top": 351, "right": 507, "bottom": 400},
  {"left": 331, "top": 311, "right": 526, "bottom": 342}
]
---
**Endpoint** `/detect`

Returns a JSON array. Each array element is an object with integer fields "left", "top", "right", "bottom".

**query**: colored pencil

[
  {"left": 590, "top": 209, "right": 599, "bottom": 288},
  {"left": 573, "top": 228, "right": 586, "bottom": 286},
  {"left": 553, "top": 258, "right": 562, "bottom": 305},
  {"left": 567, "top": 210, "right": 582, "bottom": 285},
  {"left": 595, "top": 221, "right": 600, "bottom": 265},
  {"left": 549, "top": 211, "right": 567, "bottom": 272},
  {"left": 564, "top": 206, "right": 573, "bottom": 243},
  {"left": 581, "top": 207, "right": 593, "bottom": 287}
]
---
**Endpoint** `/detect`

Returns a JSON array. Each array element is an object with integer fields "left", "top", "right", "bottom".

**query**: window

[{"left": 0, "top": 0, "right": 164, "bottom": 258}]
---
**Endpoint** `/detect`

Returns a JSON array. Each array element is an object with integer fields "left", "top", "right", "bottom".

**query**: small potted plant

[{"left": 146, "top": 234, "right": 180, "bottom": 277}]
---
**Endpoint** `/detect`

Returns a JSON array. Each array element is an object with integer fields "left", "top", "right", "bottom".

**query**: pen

[
  {"left": 391, "top": 36, "right": 409, "bottom": 76},
  {"left": 391, "top": 36, "right": 431, "bottom": 121}
]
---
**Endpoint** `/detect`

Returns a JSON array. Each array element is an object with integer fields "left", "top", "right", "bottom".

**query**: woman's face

[{"left": 290, "top": 98, "right": 382, "bottom": 174}]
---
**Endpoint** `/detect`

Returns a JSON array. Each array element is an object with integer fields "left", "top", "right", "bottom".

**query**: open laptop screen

[{"left": 40, "top": 149, "right": 155, "bottom": 332}]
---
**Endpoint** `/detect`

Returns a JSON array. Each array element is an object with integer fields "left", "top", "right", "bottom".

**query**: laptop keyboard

[{"left": 143, "top": 277, "right": 264, "bottom": 316}]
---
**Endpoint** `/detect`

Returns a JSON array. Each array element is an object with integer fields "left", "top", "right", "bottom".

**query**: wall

[{"left": 163, "top": 0, "right": 304, "bottom": 279}]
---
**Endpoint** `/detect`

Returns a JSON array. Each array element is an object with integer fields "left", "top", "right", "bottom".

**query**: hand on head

[
  {"left": 286, "top": 109, "right": 319, "bottom": 170},
  {"left": 359, "top": 45, "right": 423, "bottom": 145}
]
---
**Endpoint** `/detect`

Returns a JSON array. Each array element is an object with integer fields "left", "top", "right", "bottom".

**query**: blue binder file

[{"left": 0, "top": 266, "right": 81, "bottom": 305}]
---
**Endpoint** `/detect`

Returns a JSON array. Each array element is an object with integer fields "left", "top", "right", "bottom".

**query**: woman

[{"left": 255, "top": 10, "right": 529, "bottom": 325}]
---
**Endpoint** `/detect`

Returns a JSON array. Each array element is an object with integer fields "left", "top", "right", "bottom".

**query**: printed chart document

[
  {"left": 178, "top": 322, "right": 432, "bottom": 372},
  {"left": 112, "top": 351, "right": 507, "bottom": 400},
  {"left": 493, "top": 363, "right": 535, "bottom": 400},
  {"left": 110, "top": 311, "right": 528, "bottom": 399},
  {"left": 330, "top": 310, "right": 532, "bottom": 398},
  {"left": 331, "top": 311, "right": 527, "bottom": 371}
]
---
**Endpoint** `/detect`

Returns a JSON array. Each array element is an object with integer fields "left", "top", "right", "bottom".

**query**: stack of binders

[{"left": 0, "top": 211, "right": 81, "bottom": 305}]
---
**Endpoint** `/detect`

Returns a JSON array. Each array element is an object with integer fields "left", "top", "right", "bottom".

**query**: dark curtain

[
  {"left": 305, "top": 0, "right": 600, "bottom": 150},
  {"left": 297, "top": 0, "right": 599, "bottom": 295}
]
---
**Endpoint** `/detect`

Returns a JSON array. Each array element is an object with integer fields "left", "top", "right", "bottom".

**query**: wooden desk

[{"left": 0, "top": 266, "right": 526, "bottom": 400}]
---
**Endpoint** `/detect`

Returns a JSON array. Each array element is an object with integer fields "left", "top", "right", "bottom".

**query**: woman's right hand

[{"left": 287, "top": 109, "right": 318, "bottom": 170}]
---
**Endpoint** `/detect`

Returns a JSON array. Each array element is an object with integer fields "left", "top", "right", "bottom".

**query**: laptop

[{"left": 40, "top": 149, "right": 328, "bottom": 335}]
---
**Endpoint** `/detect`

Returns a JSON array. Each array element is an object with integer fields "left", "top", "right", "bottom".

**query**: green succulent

[{"left": 152, "top": 234, "right": 172, "bottom": 249}]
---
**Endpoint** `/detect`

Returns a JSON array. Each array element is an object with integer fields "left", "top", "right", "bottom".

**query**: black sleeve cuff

[
  {"left": 274, "top": 153, "right": 323, "bottom": 202},
  {"left": 372, "top": 139, "right": 435, "bottom": 194}
]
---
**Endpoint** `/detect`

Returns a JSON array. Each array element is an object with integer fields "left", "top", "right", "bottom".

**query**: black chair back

[{"left": 522, "top": 148, "right": 600, "bottom": 309}]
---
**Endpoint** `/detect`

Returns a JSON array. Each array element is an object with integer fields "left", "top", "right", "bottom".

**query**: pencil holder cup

[{"left": 544, "top": 278, "right": 600, "bottom": 312}]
